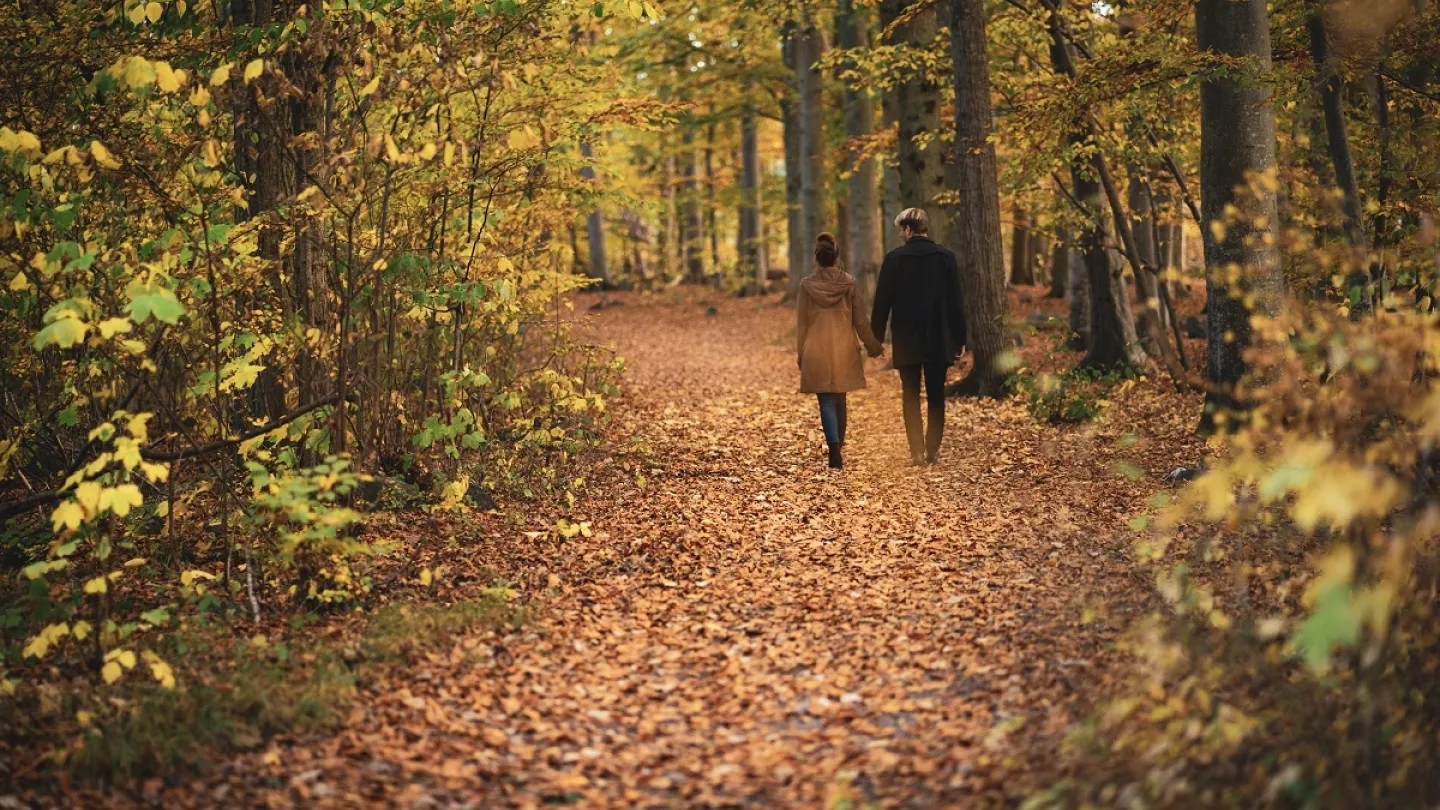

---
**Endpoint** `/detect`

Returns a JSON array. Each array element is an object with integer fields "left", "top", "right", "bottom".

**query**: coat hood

[{"left": 800, "top": 266, "right": 855, "bottom": 307}]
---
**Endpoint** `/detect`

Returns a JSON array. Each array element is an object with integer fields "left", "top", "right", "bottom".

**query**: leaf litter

[{"left": 66, "top": 288, "right": 1206, "bottom": 809}]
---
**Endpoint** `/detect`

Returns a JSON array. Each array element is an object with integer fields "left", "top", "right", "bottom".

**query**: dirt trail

[{"left": 165, "top": 291, "right": 1198, "bottom": 809}]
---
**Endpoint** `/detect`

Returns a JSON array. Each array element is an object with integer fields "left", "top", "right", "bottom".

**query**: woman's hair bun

[{"left": 814, "top": 233, "right": 839, "bottom": 268}]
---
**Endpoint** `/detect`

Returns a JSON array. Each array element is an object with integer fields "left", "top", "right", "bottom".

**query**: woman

[{"left": 797, "top": 233, "right": 884, "bottom": 469}]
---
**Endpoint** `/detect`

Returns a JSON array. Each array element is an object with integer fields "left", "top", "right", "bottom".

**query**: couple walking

[{"left": 796, "top": 207, "right": 967, "bottom": 470}]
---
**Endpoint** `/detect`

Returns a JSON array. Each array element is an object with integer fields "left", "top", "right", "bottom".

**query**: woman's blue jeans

[{"left": 817, "top": 393, "right": 848, "bottom": 447}]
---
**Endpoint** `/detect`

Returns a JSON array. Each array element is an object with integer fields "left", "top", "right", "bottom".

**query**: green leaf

[
  {"left": 126, "top": 286, "right": 185, "bottom": 324},
  {"left": 1291, "top": 582, "right": 1361, "bottom": 672},
  {"left": 33, "top": 318, "right": 88, "bottom": 349},
  {"left": 57, "top": 407, "right": 78, "bottom": 427},
  {"left": 140, "top": 608, "right": 171, "bottom": 626}
]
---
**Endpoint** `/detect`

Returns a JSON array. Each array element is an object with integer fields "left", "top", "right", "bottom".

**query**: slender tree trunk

[
  {"left": 881, "top": 94, "right": 903, "bottom": 254},
  {"left": 705, "top": 121, "right": 719, "bottom": 281},
  {"left": 837, "top": 0, "right": 885, "bottom": 306},
  {"left": 580, "top": 142, "right": 610, "bottom": 288},
  {"left": 680, "top": 129, "right": 704, "bottom": 282},
  {"left": 782, "top": 27, "right": 806, "bottom": 300},
  {"left": 798, "top": 19, "right": 826, "bottom": 288},
  {"left": 1129, "top": 173, "right": 1167, "bottom": 347},
  {"left": 880, "top": 0, "right": 947, "bottom": 245},
  {"left": 661, "top": 148, "right": 677, "bottom": 279},
  {"left": 1029, "top": 231, "right": 1050, "bottom": 287},
  {"left": 739, "top": 110, "right": 767, "bottom": 287},
  {"left": 1197, "top": 0, "right": 1283, "bottom": 431},
  {"left": 1045, "top": 4, "right": 1145, "bottom": 371},
  {"left": 1067, "top": 242, "right": 1090, "bottom": 349},
  {"left": 1047, "top": 226, "right": 1071, "bottom": 299},
  {"left": 946, "top": 0, "right": 1009, "bottom": 397},
  {"left": 1309, "top": 11, "right": 1365, "bottom": 246},
  {"left": 1009, "top": 205, "right": 1035, "bottom": 285}
]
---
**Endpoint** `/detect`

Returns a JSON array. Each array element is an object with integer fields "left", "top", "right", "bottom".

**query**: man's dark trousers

[{"left": 898, "top": 363, "right": 947, "bottom": 460}]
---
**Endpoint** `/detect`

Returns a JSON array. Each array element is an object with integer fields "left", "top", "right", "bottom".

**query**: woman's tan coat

[{"left": 796, "top": 266, "right": 883, "bottom": 394}]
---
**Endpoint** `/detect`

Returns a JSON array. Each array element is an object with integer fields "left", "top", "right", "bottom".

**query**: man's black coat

[{"left": 870, "top": 237, "right": 967, "bottom": 368}]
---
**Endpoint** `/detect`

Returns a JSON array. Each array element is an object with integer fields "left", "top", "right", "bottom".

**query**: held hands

[{"left": 867, "top": 345, "right": 884, "bottom": 359}]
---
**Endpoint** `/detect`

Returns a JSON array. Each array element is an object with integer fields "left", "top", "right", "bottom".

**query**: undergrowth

[{"left": 57, "top": 592, "right": 525, "bottom": 784}]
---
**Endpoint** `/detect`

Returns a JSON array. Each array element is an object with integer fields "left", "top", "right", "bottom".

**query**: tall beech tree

[
  {"left": 1197, "top": 0, "right": 1282, "bottom": 430},
  {"left": 946, "top": 0, "right": 1010, "bottom": 397}
]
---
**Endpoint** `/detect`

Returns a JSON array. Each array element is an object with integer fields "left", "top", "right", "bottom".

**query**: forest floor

[{"left": 56, "top": 285, "right": 1207, "bottom": 809}]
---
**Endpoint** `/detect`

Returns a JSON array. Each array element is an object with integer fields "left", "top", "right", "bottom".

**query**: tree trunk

[
  {"left": 782, "top": 28, "right": 806, "bottom": 300},
  {"left": 1045, "top": 4, "right": 1145, "bottom": 372},
  {"left": 579, "top": 142, "right": 610, "bottom": 288},
  {"left": 880, "top": 0, "right": 947, "bottom": 245},
  {"left": 1128, "top": 172, "right": 1167, "bottom": 349},
  {"left": 1047, "top": 226, "right": 1070, "bottom": 299},
  {"left": 661, "top": 149, "right": 677, "bottom": 279},
  {"left": 680, "top": 129, "right": 704, "bottom": 282},
  {"left": 705, "top": 121, "right": 720, "bottom": 281},
  {"left": 1028, "top": 231, "right": 1050, "bottom": 287},
  {"left": 837, "top": 0, "right": 885, "bottom": 306},
  {"left": 1009, "top": 206, "right": 1034, "bottom": 285},
  {"left": 881, "top": 94, "right": 903, "bottom": 255},
  {"left": 739, "top": 110, "right": 767, "bottom": 287},
  {"left": 1067, "top": 242, "right": 1090, "bottom": 349},
  {"left": 1309, "top": 12, "right": 1365, "bottom": 246},
  {"left": 1197, "top": 0, "right": 1283, "bottom": 430},
  {"left": 798, "top": 19, "right": 826, "bottom": 288},
  {"left": 946, "top": 0, "right": 1010, "bottom": 397},
  {"left": 1074, "top": 168, "right": 1145, "bottom": 370}
]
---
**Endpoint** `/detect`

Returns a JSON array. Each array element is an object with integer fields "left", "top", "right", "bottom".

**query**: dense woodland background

[{"left": 2, "top": 0, "right": 1440, "bottom": 805}]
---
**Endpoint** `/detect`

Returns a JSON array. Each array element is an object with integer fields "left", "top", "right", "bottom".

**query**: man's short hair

[{"left": 894, "top": 207, "right": 929, "bottom": 234}]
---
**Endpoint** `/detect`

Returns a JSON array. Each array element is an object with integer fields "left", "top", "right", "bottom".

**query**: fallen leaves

[{"left": 26, "top": 290, "right": 1207, "bottom": 809}]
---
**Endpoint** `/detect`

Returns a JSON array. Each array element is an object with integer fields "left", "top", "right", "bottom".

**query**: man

[{"left": 870, "top": 207, "right": 967, "bottom": 465}]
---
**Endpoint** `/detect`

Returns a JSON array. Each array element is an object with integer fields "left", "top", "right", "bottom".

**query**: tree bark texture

[
  {"left": 1197, "top": 0, "right": 1283, "bottom": 429},
  {"left": 797, "top": 20, "right": 827, "bottom": 293},
  {"left": 837, "top": 0, "right": 884, "bottom": 306},
  {"left": 739, "top": 110, "right": 767, "bottom": 286},
  {"left": 946, "top": 0, "right": 1010, "bottom": 397},
  {"left": 880, "top": 0, "right": 947, "bottom": 245},
  {"left": 579, "top": 142, "right": 611, "bottom": 287}
]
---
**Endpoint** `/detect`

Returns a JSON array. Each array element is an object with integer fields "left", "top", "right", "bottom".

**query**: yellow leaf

[
  {"left": 384, "top": 135, "right": 402, "bottom": 163},
  {"left": 127, "top": 2, "right": 147, "bottom": 24},
  {"left": 420, "top": 567, "right": 433, "bottom": 586},
  {"left": 243, "top": 59, "right": 265, "bottom": 83},
  {"left": 124, "top": 56, "right": 156, "bottom": 90},
  {"left": 141, "top": 461, "right": 169, "bottom": 483},
  {"left": 74, "top": 480, "right": 103, "bottom": 515},
  {"left": 105, "top": 649, "right": 137, "bottom": 669},
  {"left": 23, "top": 623, "right": 70, "bottom": 659},
  {"left": 90, "top": 140, "right": 121, "bottom": 169},
  {"left": 210, "top": 63, "right": 232, "bottom": 86},
  {"left": 358, "top": 75, "right": 380, "bottom": 97},
  {"left": 181, "top": 569, "right": 216, "bottom": 586},
  {"left": 143, "top": 652, "right": 176, "bottom": 689},
  {"left": 83, "top": 575, "right": 109, "bottom": 595},
  {"left": 99, "top": 483, "right": 143, "bottom": 517},
  {"left": 507, "top": 128, "right": 538, "bottom": 150},
  {"left": 419, "top": 142, "right": 437, "bottom": 161},
  {"left": 9, "top": 272, "right": 27, "bottom": 292},
  {"left": 145, "top": 1, "right": 163, "bottom": 22},
  {"left": 155, "top": 61, "right": 184, "bottom": 92},
  {"left": 72, "top": 620, "right": 92, "bottom": 641},
  {"left": 101, "top": 661, "right": 124, "bottom": 684},
  {"left": 77, "top": 710, "right": 94, "bottom": 727},
  {"left": 51, "top": 501, "right": 84, "bottom": 532},
  {"left": 443, "top": 141, "right": 455, "bottom": 165},
  {"left": 98, "top": 317, "right": 132, "bottom": 338}
]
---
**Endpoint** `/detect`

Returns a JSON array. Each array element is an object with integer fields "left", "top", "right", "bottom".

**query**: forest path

[{"left": 222, "top": 291, "right": 1192, "bottom": 809}]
